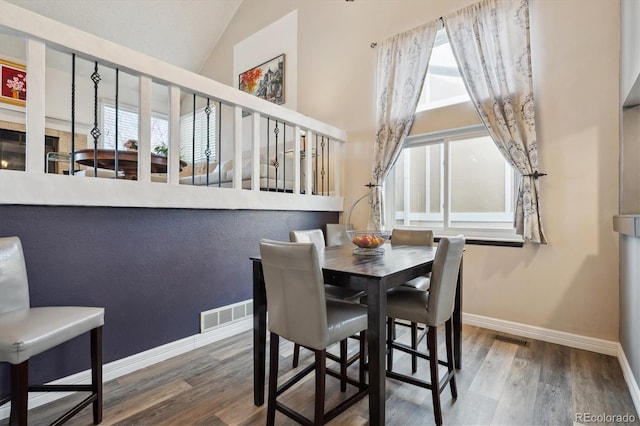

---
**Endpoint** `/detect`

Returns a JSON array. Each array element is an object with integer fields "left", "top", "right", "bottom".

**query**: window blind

[{"left": 102, "top": 104, "right": 169, "bottom": 153}]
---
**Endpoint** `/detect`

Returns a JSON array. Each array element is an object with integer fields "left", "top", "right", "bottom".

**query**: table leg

[
  {"left": 367, "top": 278, "right": 386, "bottom": 425},
  {"left": 253, "top": 260, "right": 267, "bottom": 406},
  {"left": 454, "top": 256, "right": 463, "bottom": 369}
]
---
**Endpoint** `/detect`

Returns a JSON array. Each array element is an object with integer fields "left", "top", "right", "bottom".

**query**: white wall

[
  {"left": 233, "top": 10, "right": 297, "bottom": 111},
  {"left": 203, "top": 0, "right": 621, "bottom": 342}
]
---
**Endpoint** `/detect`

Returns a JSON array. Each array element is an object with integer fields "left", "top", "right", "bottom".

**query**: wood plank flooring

[{"left": 2, "top": 324, "right": 637, "bottom": 425}]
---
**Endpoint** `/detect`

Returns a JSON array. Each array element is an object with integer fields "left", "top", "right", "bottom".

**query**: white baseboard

[
  {"left": 463, "top": 313, "right": 618, "bottom": 355},
  {"left": 0, "top": 317, "right": 253, "bottom": 420},
  {"left": 617, "top": 343, "right": 640, "bottom": 415}
]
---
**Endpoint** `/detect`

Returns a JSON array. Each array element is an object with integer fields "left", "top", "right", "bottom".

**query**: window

[
  {"left": 416, "top": 28, "right": 470, "bottom": 112},
  {"left": 391, "top": 126, "right": 520, "bottom": 240},
  {"left": 101, "top": 103, "right": 168, "bottom": 153},
  {"left": 180, "top": 107, "right": 217, "bottom": 164}
]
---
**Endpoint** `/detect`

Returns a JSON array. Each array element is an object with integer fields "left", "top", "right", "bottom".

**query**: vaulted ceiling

[{"left": 4, "top": 0, "right": 243, "bottom": 73}]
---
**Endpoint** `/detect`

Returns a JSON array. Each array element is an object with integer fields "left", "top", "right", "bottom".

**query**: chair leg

[
  {"left": 340, "top": 340, "right": 347, "bottom": 392},
  {"left": 359, "top": 331, "right": 367, "bottom": 385},
  {"left": 314, "top": 349, "right": 327, "bottom": 425},
  {"left": 386, "top": 318, "right": 394, "bottom": 372},
  {"left": 91, "top": 326, "right": 103, "bottom": 425},
  {"left": 427, "top": 326, "right": 443, "bottom": 426},
  {"left": 411, "top": 322, "right": 418, "bottom": 373},
  {"left": 292, "top": 343, "right": 300, "bottom": 368},
  {"left": 445, "top": 319, "right": 458, "bottom": 399},
  {"left": 10, "top": 361, "right": 29, "bottom": 426},
  {"left": 267, "top": 333, "right": 280, "bottom": 426}
]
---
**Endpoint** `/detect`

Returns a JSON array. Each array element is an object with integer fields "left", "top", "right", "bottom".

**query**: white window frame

[
  {"left": 415, "top": 27, "right": 471, "bottom": 113},
  {"left": 386, "top": 124, "right": 522, "bottom": 242},
  {"left": 100, "top": 100, "right": 168, "bottom": 153}
]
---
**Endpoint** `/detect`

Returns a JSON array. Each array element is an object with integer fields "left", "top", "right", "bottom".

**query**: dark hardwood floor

[{"left": 3, "top": 324, "right": 637, "bottom": 425}]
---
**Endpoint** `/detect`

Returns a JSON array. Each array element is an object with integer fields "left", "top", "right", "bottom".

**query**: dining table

[
  {"left": 72, "top": 149, "right": 186, "bottom": 180},
  {"left": 251, "top": 242, "right": 463, "bottom": 425}
]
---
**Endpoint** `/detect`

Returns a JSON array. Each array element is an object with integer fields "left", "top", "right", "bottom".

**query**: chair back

[
  {"left": 325, "top": 224, "right": 349, "bottom": 247},
  {"left": 289, "top": 229, "right": 326, "bottom": 253},
  {"left": 391, "top": 229, "right": 434, "bottom": 246},
  {"left": 259, "top": 239, "right": 329, "bottom": 350},
  {"left": 426, "top": 236, "right": 464, "bottom": 326},
  {"left": 0, "top": 236, "right": 31, "bottom": 314}
]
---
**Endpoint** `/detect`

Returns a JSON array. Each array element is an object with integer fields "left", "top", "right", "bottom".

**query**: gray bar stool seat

[
  {"left": 0, "top": 236, "right": 104, "bottom": 426},
  {"left": 260, "top": 239, "right": 368, "bottom": 425}
]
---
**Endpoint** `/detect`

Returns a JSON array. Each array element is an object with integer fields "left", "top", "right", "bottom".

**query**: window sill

[{"left": 434, "top": 236, "right": 524, "bottom": 248}]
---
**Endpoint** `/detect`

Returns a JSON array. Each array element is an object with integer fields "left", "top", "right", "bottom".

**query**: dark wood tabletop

[{"left": 251, "top": 243, "right": 463, "bottom": 425}]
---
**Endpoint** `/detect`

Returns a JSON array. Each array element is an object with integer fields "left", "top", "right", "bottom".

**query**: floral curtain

[
  {"left": 444, "top": 0, "right": 547, "bottom": 243},
  {"left": 370, "top": 21, "right": 439, "bottom": 230}
]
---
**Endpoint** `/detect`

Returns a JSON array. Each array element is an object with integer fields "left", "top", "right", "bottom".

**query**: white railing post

[
  {"left": 168, "top": 85, "right": 181, "bottom": 185},
  {"left": 251, "top": 112, "right": 261, "bottom": 191},
  {"left": 304, "top": 130, "right": 313, "bottom": 195},
  {"left": 138, "top": 76, "right": 152, "bottom": 182},
  {"left": 332, "top": 138, "right": 340, "bottom": 197},
  {"left": 232, "top": 106, "right": 243, "bottom": 189},
  {"left": 293, "top": 126, "right": 301, "bottom": 194},
  {"left": 25, "top": 38, "right": 46, "bottom": 174}
]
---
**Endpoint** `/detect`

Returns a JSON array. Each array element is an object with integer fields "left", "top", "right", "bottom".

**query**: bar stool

[
  {"left": 288, "top": 229, "right": 364, "bottom": 389},
  {"left": 0, "top": 236, "right": 104, "bottom": 426},
  {"left": 259, "top": 239, "right": 368, "bottom": 425},
  {"left": 390, "top": 228, "right": 434, "bottom": 372},
  {"left": 384, "top": 236, "right": 464, "bottom": 426}
]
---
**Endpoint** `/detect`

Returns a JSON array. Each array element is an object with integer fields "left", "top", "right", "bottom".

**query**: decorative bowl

[{"left": 346, "top": 230, "right": 391, "bottom": 255}]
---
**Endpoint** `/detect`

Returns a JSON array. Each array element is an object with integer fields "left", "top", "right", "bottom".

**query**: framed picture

[
  {"left": 239, "top": 54, "right": 285, "bottom": 105},
  {"left": 1, "top": 59, "right": 27, "bottom": 107}
]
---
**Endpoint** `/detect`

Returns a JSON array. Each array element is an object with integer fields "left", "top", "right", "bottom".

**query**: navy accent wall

[{"left": 0, "top": 205, "right": 337, "bottom": 396}]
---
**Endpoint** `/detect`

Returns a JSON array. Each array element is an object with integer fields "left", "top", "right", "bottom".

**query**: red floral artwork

[{"left": 1, "top": 60, "right": 27, "bottom": 106}]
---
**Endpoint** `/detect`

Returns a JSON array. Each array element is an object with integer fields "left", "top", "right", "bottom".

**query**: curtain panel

[
  {"left": 444, "top": 0, "right": 547, "bottom": 243},
  {"left": 370, "top": 21, "right": 439, "bottom": 230}
]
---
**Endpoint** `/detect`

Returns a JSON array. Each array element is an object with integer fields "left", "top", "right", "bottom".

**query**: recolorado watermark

[{"left": 575, "top": 412, "right": 636, "bottom": 423}]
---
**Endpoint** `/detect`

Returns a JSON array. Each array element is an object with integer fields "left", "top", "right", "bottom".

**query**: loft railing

[{"left": 0, "top": 1, "right": 344, "bottom": 211}]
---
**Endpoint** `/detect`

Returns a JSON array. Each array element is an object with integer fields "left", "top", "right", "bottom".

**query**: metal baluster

[
  {"left": 90, "top": 62, "right": 101, "bottom": 177},
  {"left": 320, "top": 136, "right": 326, "bottom": 196},
  {"left": 314, "top": 133, "right": 318, "bottom": 195},
  {"left": 70, "top": 54, "right": 75, "bottom": 175},
  {"left": 327, "top": 137, "right": 330, "bottom": 197},
  {"left": 114, "top": 68, "right": 119, "bottom": 179},
  {"left": 266, "top": 117, "right": 270, "bottom": 190},
  {"left": 191, "top": 94, "right": 196, "bottom": 186},
  {"left": 274, "top": 121, "right": 280, "bottom": 192},
  {"left": 217, "top": 101, "right": 222, "bottom": 187},
  {"left": 205, "top": 98, "right": 211, "bottom": 186}
]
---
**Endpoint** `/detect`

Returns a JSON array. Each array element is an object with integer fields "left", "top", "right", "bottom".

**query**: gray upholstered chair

[
  {"left": 288, "top": 229, "right": 364, "bottom": 381},
  {"left": 391, "top": 228, "right": 434, "bottom": 291},
  {"left": 390, "top": 228, "right": 435, "bottom": 372},
  {"left": 0, "top": 236, "right": 104, "bottom": 426},
  {"left": 289, "top": 229, "right": 364, "bottom": 303},
  {"left": 385, "top": 235, "right": 465, "bottom": 426},
  {"left": 325, "top": 223, "right": 349, "bottom": 247},
  {"left": 259, "top": 239, "right": 368, "bottom": 425}
]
